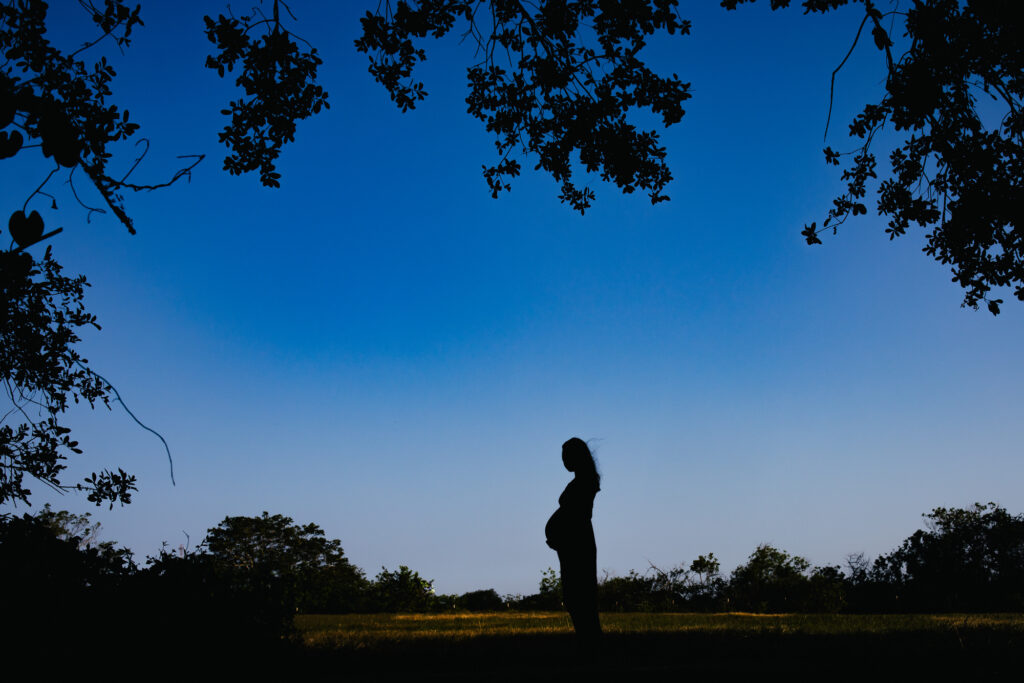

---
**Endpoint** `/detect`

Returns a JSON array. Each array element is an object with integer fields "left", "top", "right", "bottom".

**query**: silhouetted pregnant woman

[{"left": 545, "top": 437, "right": 601, "bottom": 639}]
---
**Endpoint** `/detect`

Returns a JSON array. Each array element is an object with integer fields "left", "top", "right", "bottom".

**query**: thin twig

[
  {"left": 22, "top": 166, "right": 61, "bottom": 212},
  {"left": 825, "top": 13, "right": 871, "bottom": 141},
  {"left": 108, "top": 154, "right": 205, "bottom": 193},
  {"left": 75, "top": 362, "right": 175, "bottom": 486}
]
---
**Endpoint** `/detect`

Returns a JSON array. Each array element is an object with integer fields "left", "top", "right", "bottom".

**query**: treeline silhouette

[
  {"left": 524, "top": 502, "right": 1024, "bottom": 615},
  {"left": 2, "top": 502, "right": 1022, "bottom": 657}
]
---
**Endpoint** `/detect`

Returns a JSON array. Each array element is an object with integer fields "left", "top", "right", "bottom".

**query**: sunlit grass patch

[
  {"left": 297, "top": 611, "right": 575, "bottom": 648},
  {"left": 599, "top": 611, "right": 1024, "bottom": 635},
  {"left": 296, "top": 611, "right": 1024, "bottom": 648},
  {"left": 291, "top": 612, "right": 1024, "bottom": 677}
]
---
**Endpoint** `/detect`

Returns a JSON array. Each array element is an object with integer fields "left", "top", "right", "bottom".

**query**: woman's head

[{"left": 562, "top": 437, "right": 600, "bottom": 487}]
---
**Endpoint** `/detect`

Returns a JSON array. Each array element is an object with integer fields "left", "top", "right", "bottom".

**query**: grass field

[
  {"left": 291, "top": 612, "right": 1024, "bottom": 678},
  {"left": 296, "top": 610, "right": 1024, "bottom": 644}
]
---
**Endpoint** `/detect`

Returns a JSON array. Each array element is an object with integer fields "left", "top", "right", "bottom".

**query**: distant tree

[
  {"left": 871, "top": 502, "right": 1024, "bottom": 611},
  {"left": 844, "top": 551, "right": 871, "bottom": 585},
  {"left": 728, "top": 544, "right": 812, "bottom": 612},
  {"left": 598, "top": 560, "right": 708, "bottom": 612},
  {"left": 689, "top": 553, "right": 721, "bottom": 582},
  {"left": 31, "top": 502, "right": 134, "bottom": 565},
  {"left": 805, "top": 564, "right": 846, "bottom": 613},
  {"left": 687, "top": 553, "right": 725, "bottom": 609},
  {"left": 371, "top": 565, "right": 437, "bottom": 612},
  {"left": 205, "top": 511, "right": 341, "bottom": 572},
  {"left": 646, "top": 561, "right": 692, "bottom": 609},
  {"left": 538, "top": 565, "right": 564, "bottom": 608},
  {"left": 841, "top": 550, "right": 890, "bottom": 611},
  {"left": 598, "top": 569, "right": 656, "bottom": 612},
  {"left": 509, "top": 567, "right": 564, "bottom": 610},
  {"left": 33, "top": 502, "right": 101, "bottom": 547},
  {"left": 203, "top": 511, "right": 366, "bottom": 613},
  {"left": 724, "top": 0, "right": 1023, "bottom": 313},
  {"left": 310, "top": 560, "right": 372, "bottom": 613},
  {"left": 456, "top": 588, "right": 505, "bottom": 611}
]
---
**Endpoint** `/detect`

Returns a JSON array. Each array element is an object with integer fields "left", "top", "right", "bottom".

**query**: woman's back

[{"left": 558, "top": 475, "right": 598, "bottom": 519}]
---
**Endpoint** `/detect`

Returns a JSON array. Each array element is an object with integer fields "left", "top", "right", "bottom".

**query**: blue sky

[{"left": 4, "top": 1, "right": 1022, "bottom": 596}]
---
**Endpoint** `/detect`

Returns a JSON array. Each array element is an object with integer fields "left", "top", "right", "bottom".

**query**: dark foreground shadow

[
  {"left": 13, "top": 621, "right": 1024, "bottom": 680},
  {"left": 291, "top": 629, "right": 1023, "bottom": 680}
]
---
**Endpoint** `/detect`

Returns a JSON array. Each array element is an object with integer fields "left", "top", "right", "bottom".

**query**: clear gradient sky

[{"left": 3, "top": 1, "right": 1022, "bottom": 596}]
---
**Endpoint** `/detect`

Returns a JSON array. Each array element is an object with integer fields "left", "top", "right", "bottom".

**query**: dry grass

[
  {"left": 296, "top": 610, "right": 1024, "bottom": 648},
  {"left": 287, "top": 612, "right": 1024, "bottom": 679},
  {"left": 298, "top": 611, "right": 574, "bottom": 647}
]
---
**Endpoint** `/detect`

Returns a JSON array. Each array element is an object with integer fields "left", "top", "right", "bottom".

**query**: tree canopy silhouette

[
  {"left": 2, "top": 0, "right": 1020, "bottom": 507},
  {"left": 355, "top": 0, "right": 690, "bottom": 213},
  {"left": 204, "top": 511, "right": 366, "bottom": 612},
  {"left": 203, "top": 1, "right": 328, "bottom": 188},
  {"left": 0, "top": 246, "right": 136, "bottom": 506},
  {"left": 723, "top": 0, "right": 1023, "bottom": 313},
  {"left": 871, "top": 502, "right": 1024, "bottom": 611},
  {"left": 205, "top": 511, "right": 353, "bottom": 575},
  {"left": 1, "top": 0, "right": 191, "bottom": 506}
]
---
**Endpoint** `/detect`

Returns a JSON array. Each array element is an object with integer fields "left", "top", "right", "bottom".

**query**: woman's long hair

[{"left": 562, "top": 437, "right": 600, "bottom": 490}]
